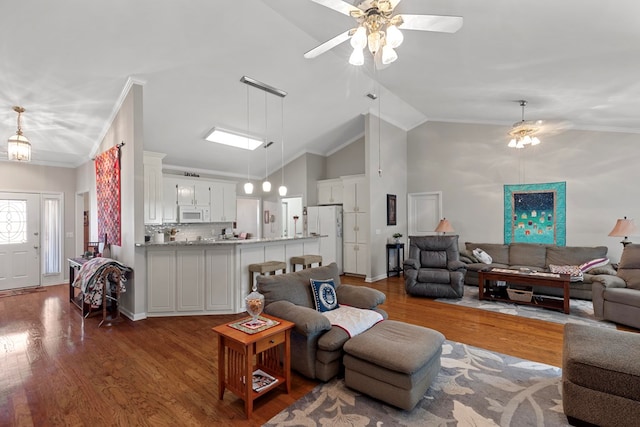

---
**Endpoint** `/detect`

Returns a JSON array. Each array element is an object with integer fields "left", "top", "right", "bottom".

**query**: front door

[{"left": 0, "top": 193, "right": 40, "bottom": 290}]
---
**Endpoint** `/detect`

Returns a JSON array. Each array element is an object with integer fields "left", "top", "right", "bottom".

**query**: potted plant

[{"left": 392, "top": 233, "right": 403, "bottom": 243}]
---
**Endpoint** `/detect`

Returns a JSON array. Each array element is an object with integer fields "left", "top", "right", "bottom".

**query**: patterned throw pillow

[
  {"left": 549, "top": 264, "right": 584, "bottom": 282},
  {"left": 579, "top": 258, "right": 610, "bottom": 273},
  {"left": 310, "top": 278, "right": 339, "bottom": 312}
]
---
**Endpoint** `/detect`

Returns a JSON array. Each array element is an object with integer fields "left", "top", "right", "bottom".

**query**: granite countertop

[{"left": 136, "top": 234, "right": 324, "bottom": 247}]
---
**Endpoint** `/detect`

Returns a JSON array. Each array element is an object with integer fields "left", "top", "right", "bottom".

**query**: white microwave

[{"left": 178, "top": 205, "right": 210, "bottom": 223}]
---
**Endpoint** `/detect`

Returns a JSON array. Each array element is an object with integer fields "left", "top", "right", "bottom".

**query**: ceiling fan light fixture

[
  {"left": 386, "top": 24, "right": 403, "bottom": 48},
  {"left": 350, "top": 26, "right": 367, "bottom": 49},
  {"left": 367, "top": 31, "right": 381, "bottom": 54},
  {"left": 507, "top": 100, "right": 542, "bottom": 149},
  {"left": 381, "top": 44, "right": 397, "bottom": 64},
  {"left": 349, "top": 47, "right": 365, "bottom": 66}
]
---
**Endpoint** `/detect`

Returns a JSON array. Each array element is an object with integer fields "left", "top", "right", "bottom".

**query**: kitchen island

[{"left": 136, "top": 236, "right": 321, "bottom": 317}]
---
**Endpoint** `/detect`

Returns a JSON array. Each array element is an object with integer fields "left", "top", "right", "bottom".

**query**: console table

[{"left": 386, "top": 243, "right": 404, "bottom": 277}]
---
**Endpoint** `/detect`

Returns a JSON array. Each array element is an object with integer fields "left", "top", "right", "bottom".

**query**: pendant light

[
  {"left": 243, "top": 85, "right": 254, "bottom": 194},
  {"left": 262, "top": 91, "right": 271, "bottom": 193},
  {"left": 278, "top": 97, "right": 287, "bottom": 197},
  {"left": 7, "top": 106, "right": 31, "bottom": 162}
]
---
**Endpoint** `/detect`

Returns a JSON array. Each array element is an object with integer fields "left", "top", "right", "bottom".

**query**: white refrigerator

[{"left": 307, "top": 205, "right": 343, "bottom": 274}]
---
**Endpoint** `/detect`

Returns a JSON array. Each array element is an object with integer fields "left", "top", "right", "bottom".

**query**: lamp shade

[
  {"left": 435, "top": 218, "right": 455, "bottom": 233},
  {"left": 608, "top": 217, "right": 637, "bottom": 237}
]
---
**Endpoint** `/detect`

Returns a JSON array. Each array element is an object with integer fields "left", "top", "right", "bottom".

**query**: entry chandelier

[
  {"left": 508, "top": 100, "right": 542, "bottom": 149},
  {"left": 7, "top": 106, "right": 31, "bottom": 162},
  {"left": 348, "top": 3, "right": 404, "bottom": 66}
]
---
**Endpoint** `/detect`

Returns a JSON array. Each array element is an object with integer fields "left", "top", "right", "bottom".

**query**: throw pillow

[
  {"left": 473, "top": 248, "right": 493, "bottom": 264},
  {"left": 549, "top": 264, "right": 584, "bottom": 282},
  {"left": 310, "top": 278, "right": 339, "bottom": 312},
  {"left": 579, "top": 257, "right": 610, "bottom": 273}
]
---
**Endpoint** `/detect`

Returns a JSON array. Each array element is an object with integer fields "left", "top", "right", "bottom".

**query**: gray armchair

[
  {"left": 257, "top": 263, "right": 387, "bottom": 381},
  {"left": 404, "top": 235, "right": 466, "bottom": 298},
  {"left": 592, "top": 244, "right": 640, "bottom": 329}
]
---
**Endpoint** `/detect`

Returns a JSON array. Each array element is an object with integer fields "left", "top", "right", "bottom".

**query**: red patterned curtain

[{"left": 95, "top": 145, "right": 121, "bottom": 246}]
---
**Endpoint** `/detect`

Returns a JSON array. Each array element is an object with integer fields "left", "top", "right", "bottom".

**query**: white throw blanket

[{"left": 321, "top": 305, "right": 383, "bottom": 337}]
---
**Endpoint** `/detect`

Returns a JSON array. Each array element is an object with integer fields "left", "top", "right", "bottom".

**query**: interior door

[
  {"left": 407, "top": 192, "right": 442, "bottom": 236},
  {"left": 0, "top": 193, "right": 40, "bottom": 290}
]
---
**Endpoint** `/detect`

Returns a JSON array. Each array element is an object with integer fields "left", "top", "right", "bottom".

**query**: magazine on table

[{"left": 252, "top": 369, "right": 278, "bottom": 392}]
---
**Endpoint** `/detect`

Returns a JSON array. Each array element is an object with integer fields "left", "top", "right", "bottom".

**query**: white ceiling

[{"left": 2, "top": 0, "right": 640, "bottom": 176}]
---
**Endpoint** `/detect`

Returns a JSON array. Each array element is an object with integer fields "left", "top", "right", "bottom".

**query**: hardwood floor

[{"left": 0, "top": 275, "right": 625, "bottom": 426}]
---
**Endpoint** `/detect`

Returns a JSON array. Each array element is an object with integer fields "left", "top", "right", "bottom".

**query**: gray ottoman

[
  {"left": 563, "top": 324, "right": 640, "bottom": 427},
  {"left": 343, "top": 320, "right": 445, "bottom": 410}
]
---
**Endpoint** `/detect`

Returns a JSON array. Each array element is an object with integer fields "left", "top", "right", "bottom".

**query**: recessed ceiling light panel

[{"left": 205, "top": 127, "right": 263, "bottom": 150}]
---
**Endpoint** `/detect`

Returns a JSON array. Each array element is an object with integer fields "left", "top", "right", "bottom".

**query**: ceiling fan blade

[
  {"left": 304, "top": 30, "right": 352, "bottom": 59},
  {"left": 396, "top": 14, "right": 463, "bottom": 33},
  {"left": 311, "top": 0, "right": 361, "bottom": 16}
]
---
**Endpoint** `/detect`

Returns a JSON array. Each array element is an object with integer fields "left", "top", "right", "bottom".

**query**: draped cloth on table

[
  {"left": 95, "top": 145, "right": 121, "bottom": 246},
  {"left": 72, "top": 257, "right": 131, "bottom": 306}
]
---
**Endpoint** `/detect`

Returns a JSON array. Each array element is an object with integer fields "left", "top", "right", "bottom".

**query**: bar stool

[
  {"left": 248, "top": 261, "right": 287, "bottom": 290},
  {"left": 290, "top": 255, "right": 323, "bottom": 272}
]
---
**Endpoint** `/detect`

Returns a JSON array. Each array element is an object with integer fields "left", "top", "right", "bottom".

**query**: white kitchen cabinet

[
  {"left": 193, "top": 181, "right": 211, "bottom": 206},
  {"left": 317, "top": 178, "right": 343, "bottom": 205},
  {"left": 211, "top": 182, "right": 237, "bottom": 222},
  {"left": 342, "top": 175, "right": 368, "bottom": 213},
  {"left": 162, "top": 176, "right": 180, "bottom": 223},
  {"left": 176, "top": 250, "right": 205, "bottom": 311},
  {"left": 147, "top": 250, "right": 176, "bottom": 313},
  {"left": 205, "top": 247, "right": 235, "bottom": 311},
  {"left": 344, "top": 243, "right": 368, "bottom": 276},
  {"left": 143, "top": 152, "right": 165, "bottom": 225},
  {"left": 343, "top": 212, "right": 369, "bottom": 244}
]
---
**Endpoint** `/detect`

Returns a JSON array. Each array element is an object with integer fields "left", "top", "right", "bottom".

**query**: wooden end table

[
  {"left": 212, "top": 314, "right": 294, "bottom": 418},
  {"left": 478, "top": 268, "right": 571, "bottom": 314}
]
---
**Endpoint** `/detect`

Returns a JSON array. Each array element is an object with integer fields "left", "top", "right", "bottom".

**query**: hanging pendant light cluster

[
  {"left": 508, "top": 100, "right": 542, "bottom": 149},
  {"left": 348, "top": 1, "right": 404, "bottom": 67},
  {"left": 239, "top": 76, "right": 287, "bottom": 195},
  {"left": 7, "top": 106, "right": 31, "bottom": 162}
]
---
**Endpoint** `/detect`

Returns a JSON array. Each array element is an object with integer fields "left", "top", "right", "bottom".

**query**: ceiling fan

[{"left": 304, "top": 0, "right": 463, "bottom": 67}]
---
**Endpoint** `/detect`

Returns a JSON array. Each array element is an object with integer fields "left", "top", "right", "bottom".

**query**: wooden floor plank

[{"left": 0, "top": 276, "right": 633, "bottom": 426}]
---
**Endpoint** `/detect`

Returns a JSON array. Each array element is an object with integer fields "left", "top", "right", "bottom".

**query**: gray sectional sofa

[{"left": 460, "top": 242, "right": 617, "bottom": 300}]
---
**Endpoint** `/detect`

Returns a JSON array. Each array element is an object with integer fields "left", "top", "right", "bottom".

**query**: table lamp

[
  {"left": 608, "top": 216, "right": 637, "bottom": 247},
  {"left": 435, "top": 218, "right": 455, "bottom": 235}
]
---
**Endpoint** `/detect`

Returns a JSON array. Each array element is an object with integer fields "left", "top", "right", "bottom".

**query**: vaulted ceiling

[{"left": 2, "top": 0, "right": 639, "bottom": 176}]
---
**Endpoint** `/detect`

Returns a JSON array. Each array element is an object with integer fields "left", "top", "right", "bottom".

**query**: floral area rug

[
  {"left": 264, "top": 340, "right": 567, "bottom": 427},
  {"left": 435, "top": 285, "right": 615, "bottom": 329}
]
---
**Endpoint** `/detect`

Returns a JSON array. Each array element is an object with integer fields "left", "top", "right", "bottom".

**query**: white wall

[
  {"left": 366, "top": 113, "right": 408, "bottom": 281},
  {"left": 76, "top": 83, "right": 146, "bottom": 319},
  {"left": 407, "top": 121, "right": 640, "bottom": 262},
  {"left": 326, "top": 136, "right": 365, "bottom": 178}
]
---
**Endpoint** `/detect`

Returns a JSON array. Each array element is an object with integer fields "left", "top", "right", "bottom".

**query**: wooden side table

[{"left": 212, "top": 314, "right": 294, "bottom": 418}]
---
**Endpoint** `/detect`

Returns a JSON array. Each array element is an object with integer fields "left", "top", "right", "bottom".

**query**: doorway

[
  {"left": 0, "top": 192, "right": 41, "bottom": 290},
  {"left": 281, "top": 196, "right": 302, "bottom": 237}
]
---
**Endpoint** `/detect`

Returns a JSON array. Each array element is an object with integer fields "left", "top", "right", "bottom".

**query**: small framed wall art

[{"left": 387, "top": 194, "right": 397, "bottom": 226}]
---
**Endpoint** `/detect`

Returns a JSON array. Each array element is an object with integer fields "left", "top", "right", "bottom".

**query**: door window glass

[{"left": 0, "top": 199, "right": 27, "bottom": 244}]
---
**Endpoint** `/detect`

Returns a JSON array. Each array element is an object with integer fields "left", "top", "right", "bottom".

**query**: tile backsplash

[{"left": 145, "top": 222, "right": 233, "bottom": 242}]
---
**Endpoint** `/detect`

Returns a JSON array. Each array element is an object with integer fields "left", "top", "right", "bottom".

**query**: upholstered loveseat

[
  {"left": 460, "top": 242, "right": 617, "bottom": 300},
  {"left": 257, "top": 262, "right": 387, "bottom": 381}
]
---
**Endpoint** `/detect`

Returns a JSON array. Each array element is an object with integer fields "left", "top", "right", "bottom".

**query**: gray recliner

[
  {"left": 592, "top": 243, "right": 640, "bottom": 329},
  {"left": 404, "top": 235, "right": 466, "bottom": 298}
]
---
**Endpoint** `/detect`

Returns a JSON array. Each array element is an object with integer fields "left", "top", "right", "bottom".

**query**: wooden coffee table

[
  {"left": 478, "top": 268, "right": 571, "bottom": 314},
  {"left": 212, "top": 314, "right": 294, "bottom": 418}
]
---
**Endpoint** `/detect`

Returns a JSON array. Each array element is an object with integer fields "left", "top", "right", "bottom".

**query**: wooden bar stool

[
  {"left": 248, "top": 261, "right": 287, "bottom": 291},
  {"left": 290, "top": 255, "right": 323, "bottom": 272}
]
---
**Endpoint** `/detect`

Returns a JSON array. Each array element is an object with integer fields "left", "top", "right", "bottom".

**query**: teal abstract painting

[{"left": 504, "top": 182, "right": 566, "bottom": 246}]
